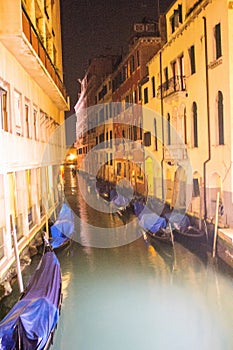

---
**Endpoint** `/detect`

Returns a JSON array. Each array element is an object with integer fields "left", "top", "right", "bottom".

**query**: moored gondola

[
  {"left": 50, "top": 203, "right": 74, "bottom": 251},
  {"left": 134, "top": 199, "right": 174, "bottom": 246},
  {"left": 165, "top": 212, "right": 207, "bottom": 243},
  {"left": 0, "top": 238, "right": 62, "bottom": 349}
]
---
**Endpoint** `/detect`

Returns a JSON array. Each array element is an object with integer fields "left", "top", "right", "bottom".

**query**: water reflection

[
  {"left": 51, "top": 167, "right": 233, "bottom": 349},
  {"left": 52, "top": 237, "right": 233, "bottom": 350},
  {"left": 2, "top": 166, "right": 232, "bottom": 349}
]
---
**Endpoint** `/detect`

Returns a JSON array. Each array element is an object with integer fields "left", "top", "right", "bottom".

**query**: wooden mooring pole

[
  {"left": 212, "top": 192, "right": 220, "bottom": 258},
  {"left": 12, "top": 224, "right": 24, "bottom": 293}
]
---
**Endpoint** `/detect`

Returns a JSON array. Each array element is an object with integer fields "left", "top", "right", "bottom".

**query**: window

[
  {"left": 26, "top": 169, "right": 33, "bottom": 229},
  {"left": 189, "top": 45, "right": 196, "bottom": 75},
  {"left": 184, "top": 107, "right": 187, "bottom": 144},
  {"left": 136, "top": 50, "right": 140, "bottom": 67},
  {"left": 99, "top": 108, "right": 104, "bottom": 123},
  {"left": 215, "top": 23, "right": 222, "bottom": 59},
  {"left": 99, "top": 133, "right": 104, "bottom": 143},
  {"left": 151, "top": 76, "right": 156, "bottom": 98},
  {"left": 39, "top": 111, "right": 46, "bottom": 141},
  {"left": 14, "top": 91, "right": 22, "bottom": 135},
  {"left": 179, "top": 55, "right": 185, "bottom": 90},
  {"left": 138, "top": 86, "right": 142, "bottom": 101},
  {"left": 129, "top": 55, "right": 135, "bottom": 74},
  {"left": 0, "top": 174, "right": 6, "bottom": 259},
  {"left": 164, "top": 67, "right": 169, "bottom": 90},
  {"left": 109, "top": 153, "right": 113, "bottom": 166},
  {"left": 144, "top": 132, "right": 151, "bottom": 147},
  {"left": 167, "top": 113, "right": 171, "bottom": 145},
  {"left": 133, "top": 125, "right": 137, "bottom": 141},
  {"left": 33, "top": 109, "right": 38, "bottom": 140},
  {"left": 217, "top": 91, "right": 224, "bottom": 145},
  {"left": 110, "top": 130, "right": 113, "bottom": 148},
  {"left": 170, "top": 5, "right": 182, "bottom": 33},
  {"left": 139, "top": 120, "right": 143, "bottom": 139},
  {"left": 193, "top": 178, "right": 200, "bottom": 197},
  {"left": 106, "top": 131, "right": 108, "bottom": 147},
  {"left": 192, "top": 102, "right": 198, "bottom": 147},
  {"left": 154, "top": 118, "right": 158, "bottom": 151},
  {"left": 0, "top": 87, "right": 8, "bottom": 132},
  {"left": 25, "top": 104, "right": 30, "bottom": 138},
  {"left": 117, "top": 162, "right": 122, "bottom": 176},
  {"left": 144, "top": 87, "right": 148, "bottom": 104},
  {"left": 172, "top": 61, "right": 177, "bottom": 89}
]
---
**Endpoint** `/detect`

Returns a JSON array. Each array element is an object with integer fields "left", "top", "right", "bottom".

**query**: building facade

[
  {"left": 142, "top": 0, "right": 233, "bottom": 228},
  {"left": 75, "top": 19, "right": 163, "bottom": 195},
  {"left": 75, "top": 55, "right": 117, "bottom": 175},
  {"left": 0, "top": 0, "right": 69, "bottom": 279}
]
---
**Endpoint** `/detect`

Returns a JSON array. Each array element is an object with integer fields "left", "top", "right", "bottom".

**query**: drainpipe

[
  {"left": 203, "top": 16, "right": 211, "bottom": 220},
  {"left": 160, "top": 51, "right": 165, "bottom": 201}
]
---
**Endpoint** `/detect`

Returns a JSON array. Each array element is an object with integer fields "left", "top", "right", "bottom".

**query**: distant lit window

[
  {"left": 215, "top": 23, "right": 222, "bottom": 59},
  {"left": 189, "top": 45, "right": 196, "bottom": 75},
  {"left": 217, "top": 91, "right": 224, "bottom": 145}
]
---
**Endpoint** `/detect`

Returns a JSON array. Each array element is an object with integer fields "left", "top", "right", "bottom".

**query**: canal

[{"left": 1, "top": 165, "right": 233, "bottom": 349}]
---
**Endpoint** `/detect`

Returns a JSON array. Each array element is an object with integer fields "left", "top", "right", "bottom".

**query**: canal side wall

[{"left": 0, "top": 226, "right": 46, "bottom": 301}]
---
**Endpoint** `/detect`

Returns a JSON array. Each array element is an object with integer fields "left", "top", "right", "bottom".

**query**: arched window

[
  {"left": 167, "top": 113, "right": 171, "bottom": 145},
  {"left": 218, "top": 91, "right": 224, "bottom": 145},
  {"left": 192, "top": 102, "right": 198, "bottom": 147}
]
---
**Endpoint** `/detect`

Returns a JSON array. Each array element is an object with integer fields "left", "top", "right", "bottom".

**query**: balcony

[
  {"left": 157, "top": 75, "right": 186, "bottom": 99},
  {"left": 0, "top": 3, "right": 69, "bottom": 110},
  {"left": 164, "top": 144, "right": 188, "bottom": 163}
]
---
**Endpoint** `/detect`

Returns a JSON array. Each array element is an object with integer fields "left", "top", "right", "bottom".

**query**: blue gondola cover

[
  {"left": 51, "top": 203, "right": 74, "bottom": 249},
  {"left": 0, "top": 251, "right": 61, "bottom": 350}
]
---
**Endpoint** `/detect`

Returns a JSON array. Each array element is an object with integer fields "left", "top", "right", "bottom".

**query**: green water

[
  {"left": 52, "top": 167, "right": 233, "bottom": 350},
  {"left": 1, "top": 166, "right": 233, "bottom": 350}
]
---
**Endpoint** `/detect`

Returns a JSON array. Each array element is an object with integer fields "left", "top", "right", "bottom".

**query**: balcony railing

[
  {"left": 21, "top": 7, "right": 68, "bottom": 102},
  {"left": 157, "top": 75, "right": 186, "bottom": 99}
]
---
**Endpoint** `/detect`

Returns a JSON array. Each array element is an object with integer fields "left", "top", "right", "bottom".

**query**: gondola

[
  {"left": 111, "top": 193, "right": 131, "bottom": 217},
  {"left": 0, "top": 238, "right": 62, "bottom": 349},
  {"left": 134, "top": 199, "right": 174, "bottom": 246},
  {"left": 50, "top": 203, "right": 74, "bottom": 251},
  {"left": 165, "top": 212, "right": 207, "bottom": 243}
]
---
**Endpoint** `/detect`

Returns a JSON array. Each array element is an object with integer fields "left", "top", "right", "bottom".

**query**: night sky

[{"left": 60, "top": 0, "right": 174, "bottom": 144}]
